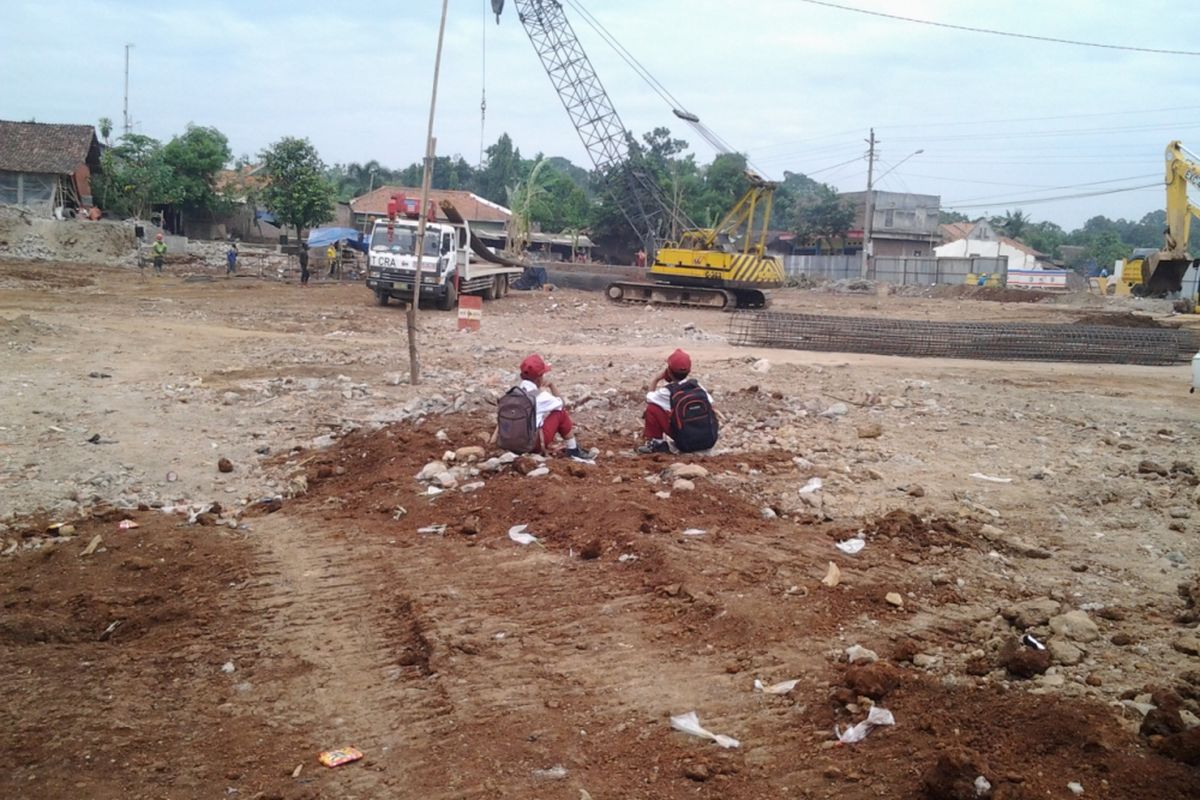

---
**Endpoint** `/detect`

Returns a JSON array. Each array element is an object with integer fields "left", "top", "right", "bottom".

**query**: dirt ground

[{"left": 3, "top": 260, "right": 1200, "bottom": 799}]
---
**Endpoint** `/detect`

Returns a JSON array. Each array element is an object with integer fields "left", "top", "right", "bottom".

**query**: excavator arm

[
  {"left": 1141, "top": 141, "right": 1200, "bottom": 301},
  {"left": 1164, "top": 140, "right": 1200, "bottom": 257}
]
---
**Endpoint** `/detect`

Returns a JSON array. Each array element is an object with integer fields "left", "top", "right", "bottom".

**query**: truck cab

[
  {"left": 366, "top": 216, "right": 464, "bottom": 309},
  {"left": 364, "top": 196, "right": 521, "bottom": 310}
]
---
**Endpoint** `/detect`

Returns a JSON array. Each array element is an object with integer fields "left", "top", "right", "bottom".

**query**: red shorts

[
  {"left": 541, "top": 408, "right": 573, "bottom": 446},
  {"left": 643, "top": 404, "right": 670, "bottom": 439}
]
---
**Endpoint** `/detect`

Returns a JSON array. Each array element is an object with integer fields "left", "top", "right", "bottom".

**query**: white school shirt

[
  {"left": 519, "top": 379, "right": 564, "bottom": 427},
  {"left": 646, "top": 381, "right": 712, "bottom": 413}
]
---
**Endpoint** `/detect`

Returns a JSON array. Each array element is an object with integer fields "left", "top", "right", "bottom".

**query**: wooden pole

[{"left": 409, "top": 0, "right": 450, "bottom": 385}]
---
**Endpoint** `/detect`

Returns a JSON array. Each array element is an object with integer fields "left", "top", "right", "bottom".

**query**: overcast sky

[{"left": 2, "top": 0, "right": 1198, "bottom": 229}]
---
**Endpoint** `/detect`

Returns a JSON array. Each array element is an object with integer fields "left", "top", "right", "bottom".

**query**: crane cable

[
  {"left": 479, "top": 0, "right": 488, "bottom": 169},
  {"left": 561, "top": 0, "right": 767, "bottom": 173}
]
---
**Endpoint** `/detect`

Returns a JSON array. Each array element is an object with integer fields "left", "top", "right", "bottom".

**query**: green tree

[
  {"left": 939, "top": 209, "right": 970, "bottom": 225},
  {"left": 476, "top": 133, "right": 523, "bottom": 205},
  {"left": 507, "top": 157, "right": 552, "bottom": 254},
  {"left": 1022, "top": 220, "right": 1066, "bottom": 259},
  {"left": 92, "top": 133, "right": 171, "bottom": 220},
  {"left": 259, "top": 137, "right": 336, "bottom": 242},
  {"left": 1085, "top": 230, "right": 1129, "bottom": 272},
  {"left": 992, "top": 209, "right": 1030, "bottom": 240},
  {"left": 97, "top": 117, "right": 113, "bottom": 146},
  {"left": 161, "top": 124, "right": 232, "bottom": 224},
  {"left": 792, "top": 184, "right": 855, "bottom": 252}
]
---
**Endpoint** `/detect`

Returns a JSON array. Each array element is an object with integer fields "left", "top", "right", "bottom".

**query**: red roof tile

[
  {"left": 0, "top": 120, "right": 100, "bottom": 175},
  {"left": 350, "top": 186, "right": 510, "bottom": 223}
]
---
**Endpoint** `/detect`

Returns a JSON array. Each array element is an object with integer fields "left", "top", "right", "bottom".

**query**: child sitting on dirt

[
  {"left": 638, "top": 348, "right": 719, "bottom": 455},
  {"left": 495, "top": 354, "right": 596, "bottom": 461}
]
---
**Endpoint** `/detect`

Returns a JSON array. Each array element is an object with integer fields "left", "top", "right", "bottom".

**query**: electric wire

[
  {"left": 563, "top": 0, "right": 766, "bottom": 171},
  {"left": 946, "top": 183, "right": 1160, "bottom": 210},
  {"left": 794, "top": 0, "right": 1200, "bottom": 56}
]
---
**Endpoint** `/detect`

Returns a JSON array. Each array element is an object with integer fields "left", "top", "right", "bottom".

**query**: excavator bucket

[{"left": 1144, "top": 257, "right": 1195, "bottom": 296}]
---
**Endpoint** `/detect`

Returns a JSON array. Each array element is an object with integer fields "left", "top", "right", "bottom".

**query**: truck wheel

[
  {"left": 438, "top": 279, "right": 457, "bottom": 311},
  {"left": 375, "top": 290, "right": 389, "bottom": 306},
  {"left": 500, "top": 274, "right": 510, "bottom": 297},
  {"left": 483, "top": 276, "right": 499, "bottom": 301}
]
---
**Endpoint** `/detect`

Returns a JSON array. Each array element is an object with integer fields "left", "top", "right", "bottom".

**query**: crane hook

[{"left": 491, "top": 0, "right": 504, "bottom": 24}]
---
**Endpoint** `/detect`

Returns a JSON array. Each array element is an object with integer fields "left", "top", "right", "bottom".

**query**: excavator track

[{"left": 605, "top": 281, "right": 770, "bottom": 311}]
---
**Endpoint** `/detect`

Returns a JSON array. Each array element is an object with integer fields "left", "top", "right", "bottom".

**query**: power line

[
  {"left": 749, "top": 105, "right": 1200, "bottom": 154},
  {"left": 940, "top": 174, "right": 1160, "bottom": 205},
  {"left": 946, "top": 183, "right": 1160, "bottom": 210},
  {"left": 795, "top": 0, "right": 1200, "bottom": 56},
  {"left": 563, "top": 0, "right": 765, "bottom": 171}
]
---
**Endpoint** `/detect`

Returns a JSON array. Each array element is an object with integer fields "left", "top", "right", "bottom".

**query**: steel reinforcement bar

[{"left": 728, "top": 312, "right": 1199, "bottom": 366}]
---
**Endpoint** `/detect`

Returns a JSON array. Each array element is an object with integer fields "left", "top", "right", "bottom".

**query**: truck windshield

[{"left": 371, "top": 226, "right": 442, "bottom": 256}]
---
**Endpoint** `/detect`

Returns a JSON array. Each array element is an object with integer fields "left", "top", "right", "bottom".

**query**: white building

[{"left": 935, "top": 220, "right": 1047, "bottom": 270}]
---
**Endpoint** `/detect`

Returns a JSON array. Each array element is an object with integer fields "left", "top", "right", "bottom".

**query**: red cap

[
  {"left": 520, "top": 353, "right": 550, "bottom": 378},
  {"left": 667, "top": 348, "right": 691, "bottom": 374}
]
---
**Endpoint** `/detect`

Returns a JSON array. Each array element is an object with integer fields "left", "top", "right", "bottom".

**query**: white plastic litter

[
  {"left": 835, "top": 538, "right": 866, "bottom": 555},
  {"left": 618, "top": 553, "right": 639, "bottom": 563},
  {"left": 669, "top": 711, "right": 740, "bottom": 749},
  {"left": 531, "top": 765, "right": 568, "bottom": 780},
  {"left": 426, "top": 486, "right": 445, "bottom": 496},
  {"left": 799, "top": 477, "right": 823, "bottom": 495},
  {"left": 834, "top": 706, "right": 895, "bottom": 744},
  {"left": 753, "top": 678, "right": 800, "bottom": 695},
  {"left": 1067, "top": 782, "right": 1084, "bottom": 796},
  {"left": 682, "top": 528, "right": 707, "bottom": 536},
  {"left": 974, "top": 775, "right": 992, "bottom": 796},
  {"left": 970, "top": 472, "right": 1013, "bottom": 484},
  {"left": 507, "top": 524, "right": 539, "bottom": 545},
  {"left": 527, "top": 466, "right": 550, "bottom": 478},
  {"left": 417, "top": 524, "right": 447, "bottom": 535}
]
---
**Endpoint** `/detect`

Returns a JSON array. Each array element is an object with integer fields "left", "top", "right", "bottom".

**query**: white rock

[
  {"left": 221, "top": 661, "right": 236, "bottom": 674},
  {"left": 1067, "top": 781, "right": 1083, "bottom": 796},
  {"left": 434, "top": 471, "right": 459, "bottom": 489},
  {"left": 672, "top": 478, "right": 695, "bottom": 492},
  {"left": 913, "top": 653, "right": 941, "bottom": 669},
  {"left": 1047, "top": 638, "right": 1084, "bottom": 666},
  {"left": 820, "top": 402, "right": 849, "bottom": 418},
  {"left": 1049, "top": 610, "right": 1100, "bottom": 644},
  {"left": 416, "top": 460, "right": 447, "bottom": 482},
  {"left": 435, "top": 429, "right": 448, "bottom": 442},
  {"left": 845, "top": 645, "right": 878, "bottom": 664},
  {"left": 666, "top": 463, "right": 708, "bottom": 480},
  {"left": 751, "top": 358, "right": 771, "bottom": 374},
  {"left": 527, "top": 467, "right": 550, "bottom": 478}
]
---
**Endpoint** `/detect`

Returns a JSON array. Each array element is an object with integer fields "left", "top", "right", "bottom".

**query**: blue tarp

[
  {"left": 305, "top": 227, "right": 368, "bottom": 253},
  {"left": 255, "top": 209, "right": 278, "bottom": 225}
]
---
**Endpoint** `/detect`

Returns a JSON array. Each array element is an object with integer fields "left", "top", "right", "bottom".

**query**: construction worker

[
  {"left": 298, "top": 245, "right": 310, "bottom": 286},
  {"left": 326, "top": 243, "right": 338, "bottom": 278},
  {"left": 226, "top": 239, "right": 238, "bottom": 275},
  {"left": 151, "top": 233, "right": 167, "bottom": 275}
]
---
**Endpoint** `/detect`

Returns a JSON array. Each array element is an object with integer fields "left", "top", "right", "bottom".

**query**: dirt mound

[
  {"left": 935, "top": 285, "right": 1052, "bottom": 303},
  {"left": 1073, "top": 311, "right": 1171, "bottom": 329},
  {"left": 0, "top": 512, "right": 309, "bottom": 800}
]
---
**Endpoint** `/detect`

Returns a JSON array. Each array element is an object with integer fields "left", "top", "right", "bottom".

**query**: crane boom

[{"left": 510, "top": 0, "right": 678, "bottom": 253}]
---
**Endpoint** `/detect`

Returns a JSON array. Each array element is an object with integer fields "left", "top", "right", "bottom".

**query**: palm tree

[
  {"left": 98, "top": 117, "right": 113, "bottom": 146},
  {"left": 994, "top": 209, "right": 1030, "bottom": 240},
  {"left": 506, "top": 158, "right": 551, "bottom": 255}
]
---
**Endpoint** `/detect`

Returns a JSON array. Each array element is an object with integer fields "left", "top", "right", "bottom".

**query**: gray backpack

[{"left": 497, "top": 386, "right": 538, "bottom": 453}]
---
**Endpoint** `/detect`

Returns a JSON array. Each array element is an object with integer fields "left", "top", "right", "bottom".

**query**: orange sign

[{"left": 457, "top": 295, "right": 482, "bottom": 331}]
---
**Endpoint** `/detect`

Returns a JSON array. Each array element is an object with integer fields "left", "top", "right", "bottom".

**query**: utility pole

[
  {"left": 409, "top": 0, "right": 450, "bottom": 385},
  {"left": 860, "top": 128, "right": 876, "bottom": 278},
  {"left": 123, "top": 44, "right": 133, "bottom": 137}
]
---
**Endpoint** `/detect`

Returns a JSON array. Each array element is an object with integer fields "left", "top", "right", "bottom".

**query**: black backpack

[
  {"left": 668, "top": 380, "right": 718, "bottom": 452},
  {"left": 496, "top": 386, "right": 539, "bottom": 453}
]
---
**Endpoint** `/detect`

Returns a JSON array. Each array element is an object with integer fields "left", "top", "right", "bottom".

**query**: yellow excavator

[
  {"left": 606, "top": 171, "right": 784, "bottom": 309},
  {"left": 1121, "top": 140, "right": 1200, "bottom": 310},
  {"left": 501, "top": 0, "right": 784, "bottom": 309}
]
